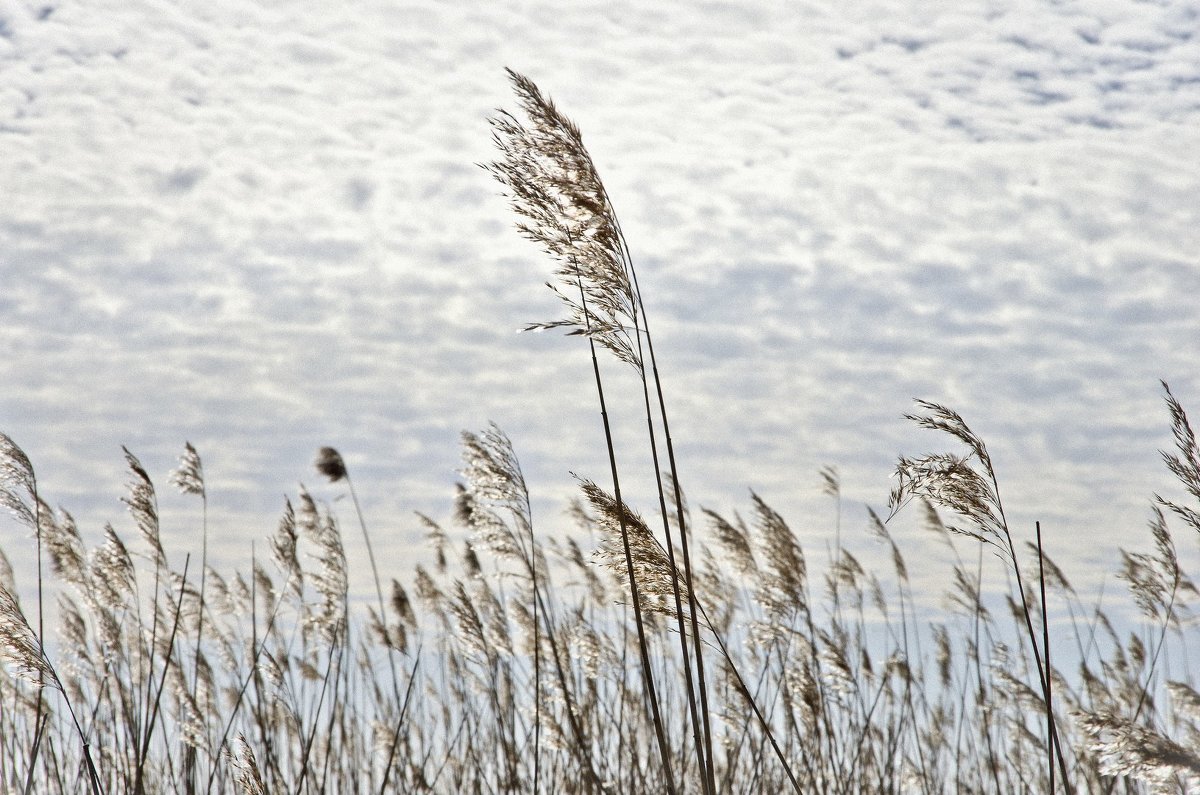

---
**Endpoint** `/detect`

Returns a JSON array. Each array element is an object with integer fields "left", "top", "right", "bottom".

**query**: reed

[
  {"left": 0, "top": 73, "right": 1197, "bottom": 794},
  {"left": 2, "top": 398, "right": 1199, "bottom": 793}
]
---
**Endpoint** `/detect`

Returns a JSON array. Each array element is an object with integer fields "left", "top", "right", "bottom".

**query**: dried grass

[{"left": 0, "top": 74, "right": 1197, "bottom": 795}]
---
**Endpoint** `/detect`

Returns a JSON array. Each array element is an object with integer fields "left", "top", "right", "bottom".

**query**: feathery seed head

[
  {"left": 581, "top": 478, "right": 686, "bottom": 610},
  {"left": 486, "top": 69, "right": 642, "bottom": 371},
  {"left": 0, "top": 583, "right": 61, "bottom": 691},
  {"left": 315, "top": 446, "right": 348, "bottom": 482},
  {"left": 122, "top": 446, "right": 166, "bottom": 570},
  {"left": 170, "top": 441, "right": 206, "bottom": 497},
  {"left": 889, "top": 401, "right": 1012, "bottom": 564},
  {"left": 0, "top": 433, "right": 38, "bottom": 532}
]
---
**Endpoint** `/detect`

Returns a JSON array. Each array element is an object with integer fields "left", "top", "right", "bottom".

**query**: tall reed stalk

[
  {"left": 485, "top": 69, "right": 684, "bottom": 791},
  {"left": 487, "top": 69, "right": 811, "bottom": 793}
]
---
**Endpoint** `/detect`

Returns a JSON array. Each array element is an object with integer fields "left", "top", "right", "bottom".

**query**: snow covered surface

[{"left": 2, "top": 0, "right": 1198, "bottom": 601}]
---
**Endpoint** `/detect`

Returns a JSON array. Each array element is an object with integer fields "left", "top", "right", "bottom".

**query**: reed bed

[{"left": 2, "top": 71, "right": 1199, "bottom": 794}]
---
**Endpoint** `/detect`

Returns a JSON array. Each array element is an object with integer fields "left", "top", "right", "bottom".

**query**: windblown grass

[{"left": 2, "top": 71, "right": 1199, "bottom": 794}]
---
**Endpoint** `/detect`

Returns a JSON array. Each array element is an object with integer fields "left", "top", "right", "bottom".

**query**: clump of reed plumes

[
  {"left": 4, "top": 386, "right": 1200, "bottom": 794},
  {"left": 888, "top": 400, "right": 1071, "bottom": 788}
]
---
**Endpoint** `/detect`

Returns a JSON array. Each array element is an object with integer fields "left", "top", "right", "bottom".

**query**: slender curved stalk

[
  {"left": 611, "top": 203, "right": 714, "bottom": 793},
  {"left": 576, "top": 267, "right": 677, "bottom": 794}
]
